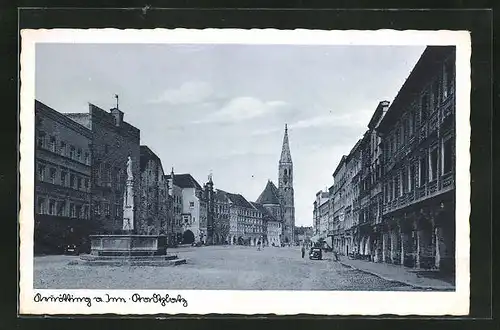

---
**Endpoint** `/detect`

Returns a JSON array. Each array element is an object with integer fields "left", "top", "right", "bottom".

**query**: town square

[
  {"left": 35, "top": 245, "right": 436, "bottom": 291},
  {"left": 30, "top": 35, "right": 457, "bottom": 294}
]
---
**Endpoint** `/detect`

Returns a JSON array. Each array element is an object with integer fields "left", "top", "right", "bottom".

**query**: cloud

[
  {"left": 193, "top": 97, "right": 288, "bottom": 124},
  {"left": 148, "top": 81, "right": 214, "bottom": 105}
]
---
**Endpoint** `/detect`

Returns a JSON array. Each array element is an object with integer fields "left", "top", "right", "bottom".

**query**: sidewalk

[{"left": 338, "top": 257, "right": 455, "bottom": 291}]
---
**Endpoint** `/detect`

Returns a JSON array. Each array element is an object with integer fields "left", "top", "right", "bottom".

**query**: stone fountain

[{"left": 76, "top": 156, "right": 186, "bottom": 266}]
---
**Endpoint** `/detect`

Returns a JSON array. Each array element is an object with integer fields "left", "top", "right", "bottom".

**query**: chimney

[{"left": 110, "top": 108, "right": 124, "bottom": 127}]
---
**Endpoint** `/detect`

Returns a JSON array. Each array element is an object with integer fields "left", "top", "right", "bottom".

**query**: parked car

[
  {"left": 64, "top": 243, "right": 79, "bottom": 255},
  {"left": 309, "top": 247, "right": 323, "bottom": 260}
]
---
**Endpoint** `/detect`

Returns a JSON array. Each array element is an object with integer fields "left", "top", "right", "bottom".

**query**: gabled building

[
  {"left": 256, "top": 180, "right": 283, "bottom": 224},
  {"left": 165, "top": 168, "right": 184, "bottom": 245},
  {"left": 225, "top": 192, "right": 263, "bottom": 246},
  {"left": 251, "top": 202, "right": 275, "bottom": 247},
  {"left": 164, "top": 173, "right": 205, "bottom": 244}
]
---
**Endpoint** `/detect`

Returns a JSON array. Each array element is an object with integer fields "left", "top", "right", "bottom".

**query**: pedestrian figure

[
  {"left": 333, "top": 250, "right": 339, "bottom": 261},
  {"left": 301, "top": 245, "right": 305, "bottom": 258},
  {"left": 257, "top": 240, "right": 261, "bottom": 251}
]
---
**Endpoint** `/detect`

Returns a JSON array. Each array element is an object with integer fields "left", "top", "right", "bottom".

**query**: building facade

[
  {"left": 138, "top": 145, "right": 167, "bottom": 235},
  {"left": 225, "top": 192, "right": 263, "bottom": 246},
  {"left": 166, "top": 169, "right": 184, "bottom": 245},
  {"left": 34, "top": 100, "right": 92, "bottom": 253},
  {"left": 318, "top": 193, "right": 330, "bottom": 240},
  {"left": 295, "top": 226, "right": 314, "bottom": 245},
  {"left": 313, "top": 190, "right": 329, "bottom": 239},
  {"left": 213, "top": 189, "right": 231, "bottom": 245},
  {"left": 331, "top": 156, "right": 347, "bottom": 254},
  {"left": 355, "top": 101, "right": 389, "bottom": 261},
  {"left": 322, "top": 46, "right": 456, "bottom": 273},
  {"left": 378, "top": 46, "right": 456, "bottom": 273},
  {"left": 343, "top": 139, "right": 363, "bottom": 256},
  {"left": 164, "top": 173, "right": 204, "bottom": 244},
  {"left": 266, "top": 216, "right": 282, "bottom": 247},
  {"left": 65, "top": 103, "right": 140, "bottom": 233}
]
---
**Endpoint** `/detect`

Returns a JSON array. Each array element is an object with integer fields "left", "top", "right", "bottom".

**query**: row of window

[
  {"left": 385, "top": 60, "right": 455, "bottom": 160},
  {"left": 360, "top": 163, "right": 382, "bottom": 193},
  {"left": 241, "top": 227, "right": 263, "bottom": 234},
  {"left": 37, "top": 197, "right": 90, "bottom": 219},
  {"left": 237, "top": 209, "right": 260, "bottom": 218},
  {"left": 384, "top": 137, "right": 453, "bottom": 203},
  {"left": 238, "top": 218, "right": 263, "bottom": 226},
  {"left": 37, "top": 131, "right": 91, "bottom": 165},
  {"left": 94, "top": 162, "right": 123, "bottom": 188},
  {"left": 37, "top": 162, "right": 90, "bottom": 192},
  {"left": 215, "top": 204, "right": 229, "bottom": 213},
  {"left": 94, "top": 201, "right": 119, "bottom": 217}
]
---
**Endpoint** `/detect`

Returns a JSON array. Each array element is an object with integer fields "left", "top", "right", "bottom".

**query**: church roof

[
  {"left": 256, "top": 180, "right": 281, "bottom": 205},
  {"left": 280, "top": 124, "right": 292, "bottom": 164}
]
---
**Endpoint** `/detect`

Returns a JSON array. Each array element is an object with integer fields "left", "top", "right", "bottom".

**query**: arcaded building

[{"left": 378, "top": 46, "right": 456, "bottom": 273}]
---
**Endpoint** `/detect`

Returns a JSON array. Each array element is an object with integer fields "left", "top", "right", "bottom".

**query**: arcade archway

[{"left": 182, "top": 230, "right": 195, "bottom": 244}]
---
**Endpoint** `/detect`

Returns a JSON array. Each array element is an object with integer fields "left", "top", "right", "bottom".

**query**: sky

[{"left": 35, "top": 43, "right": 425, "bottom": 227}]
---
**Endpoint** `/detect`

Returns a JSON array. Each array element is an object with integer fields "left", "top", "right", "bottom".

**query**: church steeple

[
  {"left": 280, "top": 124, "right": 292, "bottom": 164},
  {"left": 278, "top": 123, "right": 293, "bottom": 189},
  {"left": 278, "top": 123, "right": 295, "bottom": 244}
]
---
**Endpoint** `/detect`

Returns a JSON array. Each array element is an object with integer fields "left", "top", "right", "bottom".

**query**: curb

[{"left": 339, "top": 261, "right": 454, "bottom": 291}]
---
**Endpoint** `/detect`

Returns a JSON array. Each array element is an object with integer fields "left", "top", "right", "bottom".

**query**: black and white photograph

[{"left": 19, "top": 29, "right": 470, "bottom": 315}]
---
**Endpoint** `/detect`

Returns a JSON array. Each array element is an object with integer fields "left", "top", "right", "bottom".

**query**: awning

[{"left": 310, "top": 235, "right": 320, "bottom": 243}]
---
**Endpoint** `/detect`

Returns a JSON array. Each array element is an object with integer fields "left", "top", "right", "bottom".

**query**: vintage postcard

[{"left": 19, "top": 28, "right": 470, "bottom": 315}]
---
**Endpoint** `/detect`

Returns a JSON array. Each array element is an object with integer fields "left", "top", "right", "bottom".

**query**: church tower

[{"left": 278, "top": 124, "right": 295, "bottom": 244}]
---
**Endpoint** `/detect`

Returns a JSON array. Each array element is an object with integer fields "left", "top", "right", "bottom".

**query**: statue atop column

[
  {"left": 123, "top": 156, "right": 135, "bottom": 232},
  {"left": 126, "top": 156, "right": 133, "bottom": 180}
]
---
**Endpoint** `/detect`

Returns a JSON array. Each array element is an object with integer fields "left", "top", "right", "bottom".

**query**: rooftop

[
  {"left": 256, "top": 180, "right": 281, "bottom": 205},
  {"left": 164, "top": 173, "right": 202, "bottom": 190}
]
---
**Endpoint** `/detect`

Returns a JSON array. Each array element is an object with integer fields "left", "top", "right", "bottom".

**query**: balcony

[
  {"left": 416, "top": 185, "right": 426, "bottom": 200},
  {"left": 383, "top": 173, "right": 454, "bottom": 215},
  {"left": 428, "top": 180, "right": 438, "bottom": 195},
  {"left": 428, "top": 112, "right": 439, "bottom": 136},
  {"left": 419, "top": 123, "right": 428, "bottom": 142},
  {"left": 440, "top": 171, "right": 454, "bottom": 190},
  {"left": 440, "top": 94, "right": 455, "bottom": 124}
]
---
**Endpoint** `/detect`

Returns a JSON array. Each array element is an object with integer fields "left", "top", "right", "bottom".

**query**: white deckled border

[{"left": 19, "top": 28, "right": 471, "bottom": 315}]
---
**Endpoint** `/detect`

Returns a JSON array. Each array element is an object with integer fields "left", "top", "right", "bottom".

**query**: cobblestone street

[{"left": 34, "top": 246, "right": 419, "bottom": 290}]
